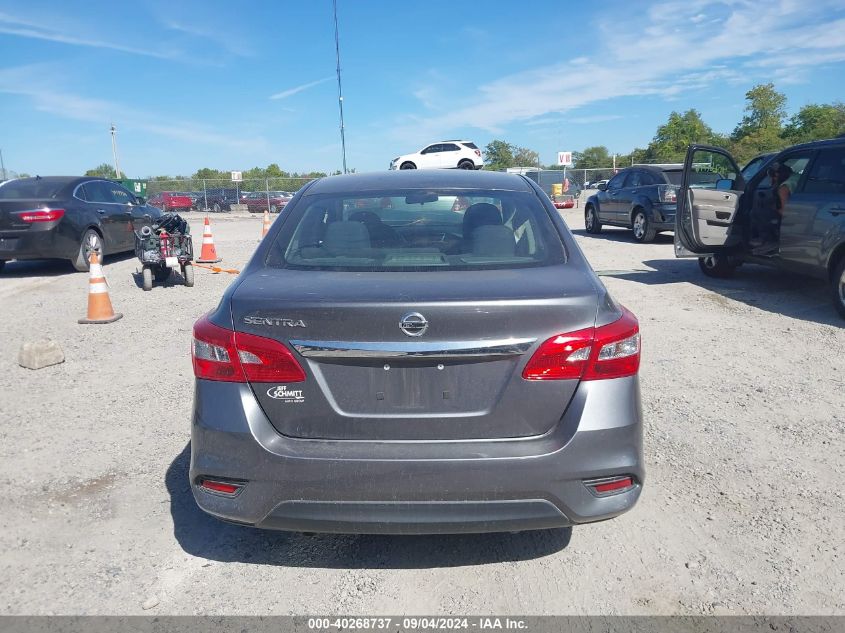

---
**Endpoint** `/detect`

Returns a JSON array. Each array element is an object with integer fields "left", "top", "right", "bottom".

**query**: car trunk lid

[
  {"left": 0, "top": 199, "right": 64, "bottom": 233},
  {"left": 232, "top": 265, "right": 600, "bottom": 441}
]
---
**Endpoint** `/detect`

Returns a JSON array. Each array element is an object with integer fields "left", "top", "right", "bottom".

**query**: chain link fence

[
  {"left": 507, "top": 168, "right": 622, "bottom": 208},
  {"left": 145, "top": 178, "right": 315, "bottom": 212}
]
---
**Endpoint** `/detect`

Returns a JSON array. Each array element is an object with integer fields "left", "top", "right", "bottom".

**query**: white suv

[{"left": 389, "top": 140, "right": 483, "bottom": 170}]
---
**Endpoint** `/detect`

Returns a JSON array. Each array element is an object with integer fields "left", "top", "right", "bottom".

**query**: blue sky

[{"left": 2, "top": 0, "right": 845, "bottom": 177}]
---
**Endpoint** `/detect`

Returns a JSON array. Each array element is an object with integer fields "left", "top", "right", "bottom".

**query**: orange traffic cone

[
  {"left": 261, "top": 209, "right": 271, "bottom": 238},
  {"left": 78, "top": 251, "right": 122, "bottom": 324},
  {"left": 196, "top": 216, "right": 221, "bottom": 263}
]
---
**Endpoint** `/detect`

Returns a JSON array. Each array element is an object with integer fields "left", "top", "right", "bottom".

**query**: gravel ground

[{"left": 0, "top": 209, "right": 842, "bottom": 615}]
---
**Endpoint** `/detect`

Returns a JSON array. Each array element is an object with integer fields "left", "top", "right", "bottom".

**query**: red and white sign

[{"left": 557, "top": 151, "right": 573, "bottom": 166}]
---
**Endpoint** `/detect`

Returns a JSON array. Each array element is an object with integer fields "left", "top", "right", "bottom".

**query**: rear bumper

[
  {"left": 189, "top": 377, "right": 644, "bottom": 534},
  {"left": 0, "top": 226, "right": 73, "bottom": 261},
  {"left": 651, "top": 204, "right": 676, "bottom": 231}
]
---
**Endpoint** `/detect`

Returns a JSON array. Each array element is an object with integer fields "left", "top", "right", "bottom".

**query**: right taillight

[
  {"left": 522, "top": 308, "right": 640, "bottom": 381},
  {"left": 657, "top": 184, "right": 677, "bottom": 203},
  {"left": 192, "top": 315, "right": 305, "bottom": 383}
]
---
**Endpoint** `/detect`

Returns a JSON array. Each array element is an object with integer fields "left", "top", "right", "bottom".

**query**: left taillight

[
  {"left": 16, "top": 208, "right": 65, "bottom": 223},
  {"left": 192, "top": 315, "right": 305, "bottom": 383},
  {"left": 522, "top": 307, "right": 640, "bottom": 381}
]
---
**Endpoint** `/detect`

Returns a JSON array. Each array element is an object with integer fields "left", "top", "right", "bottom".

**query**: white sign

[
  {"left": 231, "top": 171, "right": 243, "bottom": 182},
  {"left": 557, "top": 152, "right": 573, "bottom": 166}
]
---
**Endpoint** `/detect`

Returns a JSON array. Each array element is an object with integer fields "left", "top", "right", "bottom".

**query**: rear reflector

[
  {"left": 585, "top": 476, "right": 635, "bottom": 496},
  {"left": 192, "top": 315, "right": 306, "bottom": 383},
  {"left": 522, "top": 307, "right": 640, "bottom": 381},
  {"left": 199, "top": 479, "right": 244, "bottom": 496},
  {"left": 16, "top": 208, "right": 65, "bottom": 223}
]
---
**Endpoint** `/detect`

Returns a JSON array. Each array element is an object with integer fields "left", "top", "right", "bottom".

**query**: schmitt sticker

[{"left": 267, "top": 385, "right": 305, "bottom": 403}]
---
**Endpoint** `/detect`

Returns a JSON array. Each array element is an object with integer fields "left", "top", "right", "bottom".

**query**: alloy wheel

[
  {"left": 84, "top": 231, "right": 102, "bottom": 263},
  {"left": 633, "top": 213, "right": 645, "bottom": 240}
]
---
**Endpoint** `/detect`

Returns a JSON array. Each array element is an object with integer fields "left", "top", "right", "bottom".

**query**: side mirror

[
  {"left": 715, "top": 179, "right": 733, "bottom": 191},
  {"left": 134, "top": 196, "right": 146, "bottom": 205},
  {"left": 597, "top": 182, "right": 607, "bottom": 191}
]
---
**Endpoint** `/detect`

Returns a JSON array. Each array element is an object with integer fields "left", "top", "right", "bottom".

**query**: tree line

[
  {"left": 83, "top": 163, "right": 335, "bottom": 182},
  {"left": 484, "top": 83, "right": 845, "bottom": 171}
]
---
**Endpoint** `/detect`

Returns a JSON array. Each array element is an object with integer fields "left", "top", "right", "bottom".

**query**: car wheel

[
  {"left": 831, "top": 255, "right": 845, "bottom": 319},
  {"left": 632, "top": 209, "right": 657, "bottom": 243},
  {"left": 154, "top": 266, "right": 172, "bottom": 283},
  {"left": 182, "top": 262, "right": 195, "bottom": 287},
  {"left": 142, "top": 267, "right": 153, "bottom": 291},
  {"left": 458, "top": 160, "right": 474, "bottom": 170},
  {"left": 213, "top": 202, "right": 222, "bottom": 213},
  {"left": 698, "top": 255, "right": 737, "bottom": 279},
  {"left": 585, "top": 206, "right": 602, "bottom": 234},
  {"left": 72, "top": 229, "right": 104, "bottom": 272},
  {"left": 400, "top": 162, "right": 416, "bottom": 170}
]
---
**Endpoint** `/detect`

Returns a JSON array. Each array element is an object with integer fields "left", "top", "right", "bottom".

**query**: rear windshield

[
  {"left": 265, "top": 189, "right": 566, "bottom": 271},
  {"left": 0, "top": 179, "right": 66, "bottom": 199},
  {"left": 662, "top": 169, "right": 724, "bottom": 187},
  {"left": 462, "top": 142, "right": 479, "bottom": 150}
]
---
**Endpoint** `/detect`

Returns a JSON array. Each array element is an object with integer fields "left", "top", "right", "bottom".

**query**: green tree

[
  {"left": 85, "top": 163, "right": 118, "bottom": 178},
  {"left": 512, "top": 146, "right": 540, "bottom": 167},
  {"left": 192, "top": 167, "right": 229, "bottom": 180},
  {"left": 483, "top": 140, "right": 515, "bottom": 171},
  {"left": 641, "top": 109, "right": 725, "bottom": 163},
  {"left": 783, "top": 103, "right": 845, "bottom": 144},
  {"left": 732, "top": 83, "right": 787, "bottom": 141},
  {"left": 573, "top": 146, "right": 612, "bottom": 169}
]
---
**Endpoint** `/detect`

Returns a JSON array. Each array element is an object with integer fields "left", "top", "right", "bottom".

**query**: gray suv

[
  {"left": 674, "top": 139, "right": 845, "bottom": 318},
  {"left": 584, "top": 166, "right": 685, "bottom": 242}
]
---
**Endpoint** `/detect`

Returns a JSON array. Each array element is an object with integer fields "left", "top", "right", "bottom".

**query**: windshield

[
  {"left": 266, "top": 189, "right": 566, "bottom": 272},
  {"left": 0, "top": 179, "right": 66, "bottom": 199},
  {"left": 741, "top": 155, "right": 773, "bottom": 180}
]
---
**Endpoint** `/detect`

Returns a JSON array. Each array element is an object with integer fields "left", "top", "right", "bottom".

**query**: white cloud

[
  {"left": 270, "top": 77, "right": 333, "bottom": 100},
  {"left": 0, "top": 64, "right": 267, "bottom": 151},
  {"left": 568, "top": 114, "right": 625, "bottom": 125},
  {"left": 0, "top": 10, "right": 181, "bottom": 60},
  {"left": 394, "top": 0, "right": 845, "bottom": 140}
]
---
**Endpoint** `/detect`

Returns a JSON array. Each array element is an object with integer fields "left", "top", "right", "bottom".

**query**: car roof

[
  {"left": 8, "top": 176, "right": 89, "bottom": 186},
  {"left": 305, "top": 170, "right": 533, "bottom": 195},
  {"left": 778, "top": 137, "right": 845, "bottom": 152}
]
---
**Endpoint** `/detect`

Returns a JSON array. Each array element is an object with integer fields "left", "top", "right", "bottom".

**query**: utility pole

[
  {"left": 110, "top": 124, "right": 122, "bottom": 179},
  {"left": 333, "top": 0, "right": 348, "bottom": 174},
  {"left": 0, "top": 148, "right": 6, "bottom": 181}
]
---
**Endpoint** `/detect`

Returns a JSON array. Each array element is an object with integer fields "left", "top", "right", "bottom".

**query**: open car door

[{"left": 674, "top": 145, "right": 746, "bottom": 257}]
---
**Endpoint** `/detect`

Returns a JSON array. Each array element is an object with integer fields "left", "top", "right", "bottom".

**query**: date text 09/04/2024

[{"left": 307, "top": 618, "right": 528, "bottom": 631}]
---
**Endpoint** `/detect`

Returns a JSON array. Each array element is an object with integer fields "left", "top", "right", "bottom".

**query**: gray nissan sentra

[{"left": 190, "top": 169, "right": 644, "bottom": 534}]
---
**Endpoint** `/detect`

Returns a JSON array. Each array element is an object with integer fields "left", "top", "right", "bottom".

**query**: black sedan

[{"left": 0, "top": 176, "right": 162, "bottom": 272}]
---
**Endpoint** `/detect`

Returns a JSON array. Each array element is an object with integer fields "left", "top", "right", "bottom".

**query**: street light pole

[
  {"left": 0, "top": 148, "right": 6, "bottom": 181},
  {"left": 110, "top": 124, "right": 122, "bottom": 179},
  {"left": 333, "top": 0, "right": 348, "bottom": 174}
]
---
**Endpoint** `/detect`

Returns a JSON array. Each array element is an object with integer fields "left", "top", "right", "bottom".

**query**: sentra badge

[{"left": 244, "top": 316, "right": 306, "bottom": 327}]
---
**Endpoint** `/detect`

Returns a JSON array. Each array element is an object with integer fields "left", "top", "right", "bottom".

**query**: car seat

[
  {"left": 322, "top": 221, "right": 371, "bottom": 254},
  {"left": 462, "top": 203, "right": 502, "bottom": 242},
  {"left": 349, "top": 211, "right": 401, "bottom": 248},
  {"left": 470, "top": 225, "right": 516, "bottom": 257}
]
